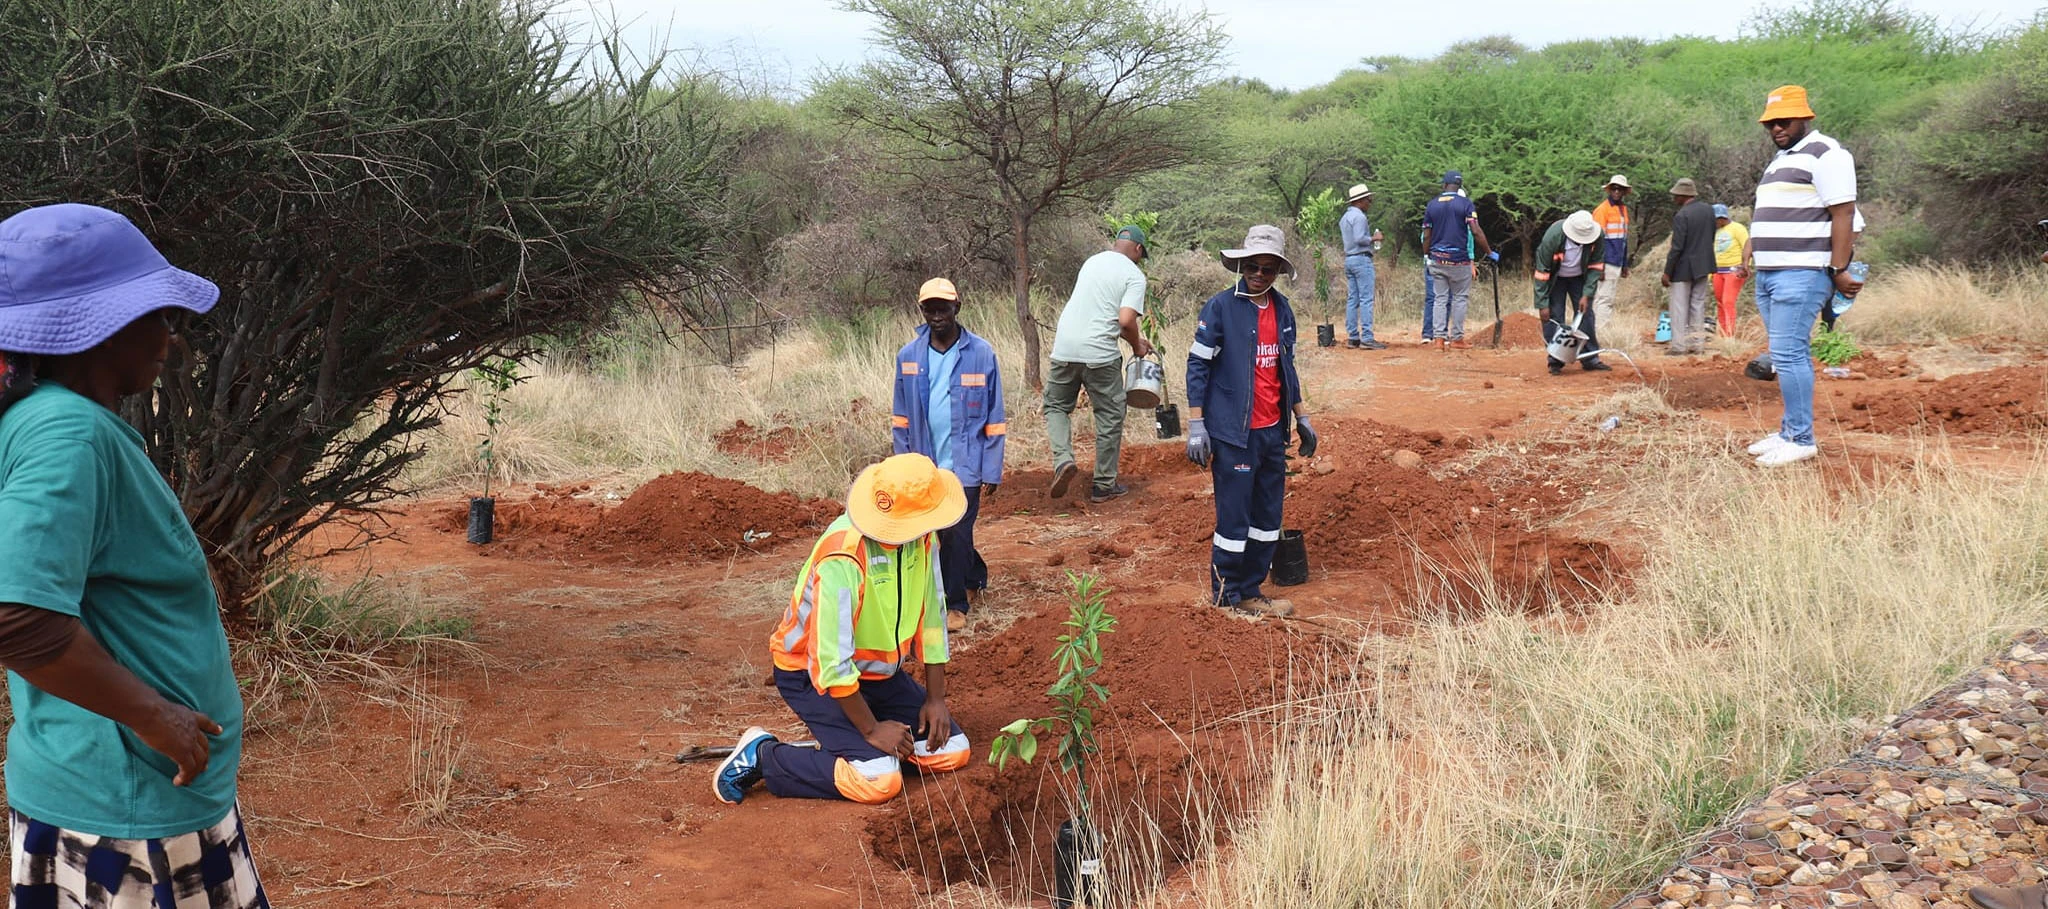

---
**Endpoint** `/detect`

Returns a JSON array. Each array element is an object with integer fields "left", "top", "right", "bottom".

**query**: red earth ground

[{"left": 239, "top": 328, "right": 2044, "bottom": 907}]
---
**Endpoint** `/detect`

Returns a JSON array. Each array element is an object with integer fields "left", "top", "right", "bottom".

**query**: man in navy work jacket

[
  {"left": 893, "top": 278, "right": 1006, "bottom": 632},
  {"left": 1183, "top": 225, "right": 1319, "bottom": 618}
]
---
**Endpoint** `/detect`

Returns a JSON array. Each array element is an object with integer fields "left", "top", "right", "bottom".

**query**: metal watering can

[{"left": 1124, "top": 353, "right": 1166, "bottom": 409}]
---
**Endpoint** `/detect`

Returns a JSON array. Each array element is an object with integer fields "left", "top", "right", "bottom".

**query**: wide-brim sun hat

[
  {"left": 1563, "top": 210, "right": 1600, "bottom": 245},
  {"left": 1345, "top": 183, "right": 1373, "bottom": 203},
  {"left": 1758, "top": 84, "right": 1816, "bottom": 121},
  {"left": 0, "top": 203, "right": 218, "bottom": 356},
  {"left": 846, "top": 453, "right": 967, "bottom": 545},
  {"left": 1605, "top": 174, "right": 1631, "bottom": 189},
  {"left": 1221, "top": 224, "right": 1297, "bottom": 278}
]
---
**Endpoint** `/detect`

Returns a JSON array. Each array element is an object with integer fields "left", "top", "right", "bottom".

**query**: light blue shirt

[
  {"left": 924, "top": 339, "right": 963, "bottom": 470},
  {"left": 1340, "top": 205, "right": 1373, "bottom": 257}
]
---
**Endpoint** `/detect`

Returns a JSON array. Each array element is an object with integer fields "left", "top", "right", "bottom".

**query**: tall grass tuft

[{"left": 1200, "top": 435, "right": 2048, "bottom": 907}]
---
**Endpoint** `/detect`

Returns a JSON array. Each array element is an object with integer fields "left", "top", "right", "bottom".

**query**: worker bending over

[{"left": 713, "top": 454, "right": 971, "bottom": 805}]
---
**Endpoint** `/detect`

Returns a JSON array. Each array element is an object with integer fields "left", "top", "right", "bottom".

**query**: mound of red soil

[
  {"left": 1846, "top": 365, "right": 2048, "bottom": 435},
  {"left": 584, "top": 471, "right": 839, "bottom": 560},
  {"left": 867, "top": 597, "right": 1335, "bottom": 889},
  {"left": 433, "top": 484, "right": 603, "bottom": 539},
  {"left": 713, "top": 419, "right": 804, "bottom": 463},
  {"left": 1659, "top": 369, "right": 1771, "bottom": 411},
  {"left": 1475, "top": 311, "right": 1546, "bottom": 349}
]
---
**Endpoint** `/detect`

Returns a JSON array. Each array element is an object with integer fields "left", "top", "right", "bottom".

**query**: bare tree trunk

[{"left": 1011, "top": 208, "right": 1043, "bottom": 389}]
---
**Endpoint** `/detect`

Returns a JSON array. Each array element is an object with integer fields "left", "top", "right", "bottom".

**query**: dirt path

[{"left": 251, "top": 328, "right": 2045, "bottom": 906}]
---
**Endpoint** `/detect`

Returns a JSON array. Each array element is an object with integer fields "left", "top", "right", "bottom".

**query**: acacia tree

[
  {"left": 0, "top": 0, "right": 731, "bottom": 612},
  {"left": 834, "top": 0, "right": 1224, "bottom": 388}
]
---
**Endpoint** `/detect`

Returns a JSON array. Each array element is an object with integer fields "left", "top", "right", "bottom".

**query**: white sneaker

[
  {"left": 1756, "top": 443, "right": 1818, "bottom": 467},
  {"left": 1746, "top": 433, "right": 1789, "bottom": 456}
]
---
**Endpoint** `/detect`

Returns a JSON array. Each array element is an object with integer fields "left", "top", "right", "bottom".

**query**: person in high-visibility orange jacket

[{"left": 712, "top": 454, "right": 972, "bottom": 805}]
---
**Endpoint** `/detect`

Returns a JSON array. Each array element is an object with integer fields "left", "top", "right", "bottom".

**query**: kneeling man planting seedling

[{"left": 713, "top": 453, "right": 971, "bottom": 805}]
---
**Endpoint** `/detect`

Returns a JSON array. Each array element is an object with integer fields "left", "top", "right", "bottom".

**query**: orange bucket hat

[
  {"left": 846, "top": 453, "right": 967, "bottom": 544},
  {"left": 1758, "top": 85, "right": 1816, "bottom": 121}
]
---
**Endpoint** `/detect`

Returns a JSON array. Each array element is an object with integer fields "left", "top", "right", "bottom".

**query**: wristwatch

[{"left": 1823, "top": 265, "right": 1841, "bottom": 277}]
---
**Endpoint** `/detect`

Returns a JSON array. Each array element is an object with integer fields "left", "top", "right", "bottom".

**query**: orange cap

[
  {"left": 917, "top": 277, "right": 959, "bottom": 303},
  {"left": 1758, "top": 85, "right": 1816, "bottom": 122},
  {"left": 845, "top": 453, "right": 967, "bottom": 544}
]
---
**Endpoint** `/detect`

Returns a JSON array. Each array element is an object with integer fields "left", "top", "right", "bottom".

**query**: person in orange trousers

[{"left": 1711, "top": 203, "right": 1751, "bottom": 336}]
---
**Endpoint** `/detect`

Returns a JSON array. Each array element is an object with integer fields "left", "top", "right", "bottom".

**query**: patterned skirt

[{"left": 9, "top": 806, "right": 267, "bottom": 909}]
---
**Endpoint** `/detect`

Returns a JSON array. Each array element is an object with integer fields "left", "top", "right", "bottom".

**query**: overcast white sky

[{"left": 558, "top": 0, "right": 2043, "bottom": 91}]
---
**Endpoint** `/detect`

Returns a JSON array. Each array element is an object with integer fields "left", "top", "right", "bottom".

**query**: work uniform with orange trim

[
  {"left": 1589, "top": 194, "right": 1632, "bottom": 321},
  {"left": 753, "top": 511, "right": 969, "bottom": 803},
  {"left": 892, "top": 323, "right": 1005, "bottom": 617}
]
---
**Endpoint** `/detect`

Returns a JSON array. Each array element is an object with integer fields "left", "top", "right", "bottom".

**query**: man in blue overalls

[
  {"left": 892, "top": 278, "right": 1006, "bottom": 633},
  {"left": 1183, "top": 225, "right": 1318, "bottom": 617}
]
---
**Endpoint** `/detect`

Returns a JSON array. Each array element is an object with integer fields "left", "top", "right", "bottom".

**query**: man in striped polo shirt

[{"left": 1744, "top": 85, "right": 1865, "bottom": 468}]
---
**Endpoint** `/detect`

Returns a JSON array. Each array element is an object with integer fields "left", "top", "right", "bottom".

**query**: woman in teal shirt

[{"left": 0, "top": 204, "right": 265, "bottom": 908}]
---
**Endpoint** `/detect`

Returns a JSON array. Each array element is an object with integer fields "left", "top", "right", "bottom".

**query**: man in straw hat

[
  {"left": 1533, "top": 210, "right": 1615, "bottom": 375},
  {"left": 892, "top": 278, "right": 1005, "bottom": 633},
  {"left": 1743, "top": 84, "right": 1863, "bottom": 468},
  {"left": 1339, "top": 183, "right": 1385, "bottom": 349},
  {"left": 1184, "top": 225, "right": 1316, "bottom": 618},
  {"left": 0, "top": 204, "right": 269, "bottom": 906},
  {"left": 1662, "top": 177, "right": 1717, "bottom": 354},
  {"left": 714, "top": 453, "right": 971, "bottom": 805},
  {"left": 1589, "top": 175, "right": 1634, "bottom": 325}
]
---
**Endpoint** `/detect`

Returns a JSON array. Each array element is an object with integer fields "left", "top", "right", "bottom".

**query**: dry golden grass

[{"left": 1188, "top": 396, "right": 2048, "bottom": 908}]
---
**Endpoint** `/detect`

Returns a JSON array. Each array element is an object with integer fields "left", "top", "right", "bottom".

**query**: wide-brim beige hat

[
  {"left": 1563, "top": 210, "right": 1600, "bottom": 245},
  {"left": 1605, "top": 174, "right": 1631, "bottom": 190},
  {"left": 1221, "top": 224, "right": 1297, "bottom": 278},
  {"left": 846, "top": 453, "right": 967, "bottom": 545},
  {"left": 1345, "top": 183, "right": 1373, "bottom": 203}
]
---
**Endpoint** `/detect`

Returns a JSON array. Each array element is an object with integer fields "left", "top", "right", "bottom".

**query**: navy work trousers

[
  {"left": 938, "top": 485, "right": 987, "bottom": 613},
  {"left": 759, "top": 668, "right": 961, "bottom": 801},
  {"left": 1208, "top": 423, "right": 1288, "bottom": 606}
]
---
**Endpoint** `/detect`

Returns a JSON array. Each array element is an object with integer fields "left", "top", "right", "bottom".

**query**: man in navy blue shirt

[{"left": 1421, "top": 171, "right": 1496, "bottom": 349}]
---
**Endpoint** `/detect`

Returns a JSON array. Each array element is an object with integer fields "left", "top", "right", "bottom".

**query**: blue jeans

[
  {"left": 1343, "top": 254, "right": 1376, "bottom": 342},
  {"left": 1421, "top": 266, "right": 1439, "bottom": 339},
  {"left": 1756, "top": 269, "right": 1832, "bottom": 446}
]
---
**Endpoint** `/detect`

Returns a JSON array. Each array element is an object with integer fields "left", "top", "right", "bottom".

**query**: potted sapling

[
  {"left": 1296, "top": 188, "right": 1344, "bottom": 347},
  {"left": 1813, "top": 326, "right": 1861, "bottom": 379},
  {"left": 990, "top": 572, "right": 1117, "bottom": 908},
  {"left": 468, "top": 357, "right": 519, "bottom": 544}
]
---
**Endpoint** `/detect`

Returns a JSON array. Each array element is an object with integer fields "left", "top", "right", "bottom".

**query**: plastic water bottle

[
  {"left": 1830, "top": 261, "right": 1868, "bottom": 315},
  {"left": 1598, "top": 415, "right": 1622, "bottom": 433}
]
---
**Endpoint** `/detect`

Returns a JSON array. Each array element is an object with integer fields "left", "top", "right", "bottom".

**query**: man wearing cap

[
  {"left": 893, "top": 278, "right": 1005, "bottom": 633},
  {"left": 1533, "top": 210, "right": 1614, "bottom": 375},
  {"left": 1045, "top": 226, "right": 1154, "bottom": 503},
  {"left": 1744, "top": 84, "right": 1863, "bottom": 468},
  {"left": 1712, "top": 205, "right": 1751, "bottom": 336},
  {"left": 714, "top": 453, "right": 972, "bottom": 806},
  {"left": 1339, "top": 184, "right": 1385, "bottom": 349},
  {"left": 1590, "top": 175, "right": 1634, "bottom": 325},
  {"left": 1661, "top": 178, "right": 1717, "bottom": 355},
  {"left": 1184, "top": 225, "right": 1316, "bottom": 617},
  {"left": 1422, "top": 171, "right": 1497, "bottom": 350}
]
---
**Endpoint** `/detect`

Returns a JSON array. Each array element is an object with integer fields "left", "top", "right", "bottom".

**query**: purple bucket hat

[{"left": 0, "top": 204, "right": 218, "bottom": 356}]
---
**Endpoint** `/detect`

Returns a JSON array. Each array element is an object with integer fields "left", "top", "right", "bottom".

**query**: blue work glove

[
  {"left": 1185, "top": 418, "right": 1211, "bottom": 467},
  {"left": 1486, "top": 250, "right": 1501, "bottom": 263},
  {"left": 1295, "top": 414, "right": 1319, "bottom": 458}
]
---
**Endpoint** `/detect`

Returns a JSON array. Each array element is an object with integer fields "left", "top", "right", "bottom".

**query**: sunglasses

[
  {"left": 1240, "top": 262, "right": 1283, "bottom": 277},
  {"left": 1762, "top": 118, "right": 1796, "bottom": 130}
]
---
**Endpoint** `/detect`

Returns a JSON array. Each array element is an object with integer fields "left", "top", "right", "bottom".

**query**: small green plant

[
  {"left": 1297, "top": 188, "right": 1346, "bottom": 316},
  {"left": 1812, "top": 327, "right": 1861, "bottom": 367},
  {"left": 471, "top": 357, "right": 520, "bottom": 498},
  {"left": 989, "top": 572, "right": 1117, "bottom": 818}
]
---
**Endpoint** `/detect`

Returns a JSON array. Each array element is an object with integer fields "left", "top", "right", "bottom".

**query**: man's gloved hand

[
  {"left": 1295, "top": 414, "right": 1319, "bottom": 458},
  {"left": 1185, "top": 418, "right": 1211, "bottom": 467},
  {"left": 982, "top": 483, "right": 998, "bottom": 498},
  {"left": 1487, "top": 250, "right": 1501, "bottom": 262}
]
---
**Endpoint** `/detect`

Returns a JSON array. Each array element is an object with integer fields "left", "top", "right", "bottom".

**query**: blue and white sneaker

[{"left": 713, "top": 726, "right": 778, "bottom": 804}]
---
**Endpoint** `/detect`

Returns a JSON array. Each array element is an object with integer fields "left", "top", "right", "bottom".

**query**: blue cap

[
  {"left": 1442, "top": 171, "right": 1463, "bottom": 185},
  {"left": 1712, "top": 203, "right": 1730, "bottom": 219}
]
